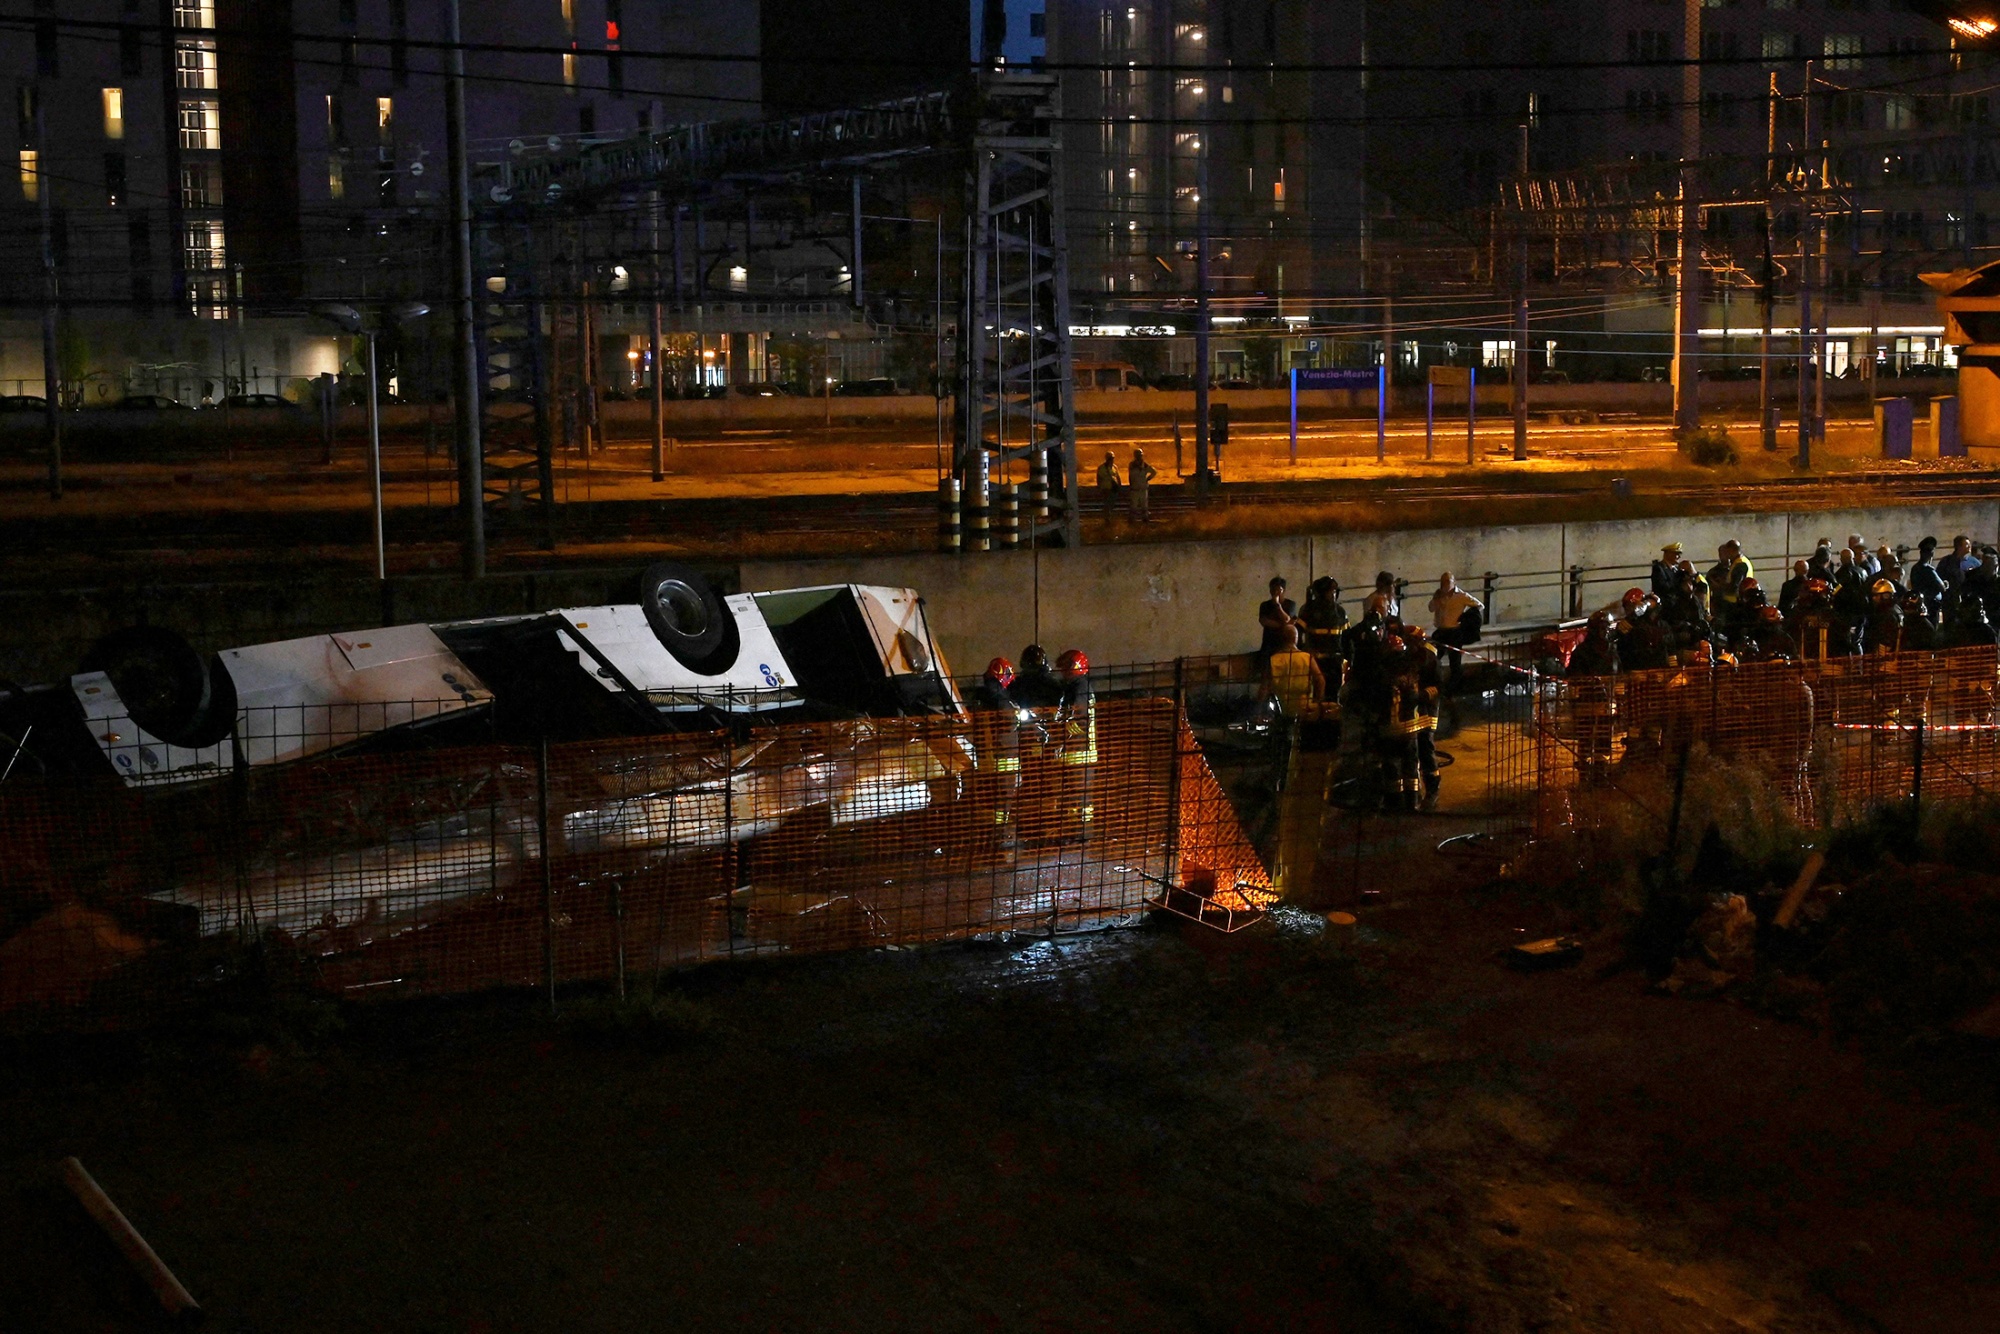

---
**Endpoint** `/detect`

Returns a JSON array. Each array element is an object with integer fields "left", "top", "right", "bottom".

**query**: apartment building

[{"left": 0, "top": 1, "right": 759, "bottom": 397}]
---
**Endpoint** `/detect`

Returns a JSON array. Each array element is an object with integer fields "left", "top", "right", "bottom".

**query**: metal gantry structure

[
  {"left": 959, "top": 75, "right": 1080, "bottom": 550},
  {"left": 457, "top": 77, "right": 1079, "bottom": 557}
]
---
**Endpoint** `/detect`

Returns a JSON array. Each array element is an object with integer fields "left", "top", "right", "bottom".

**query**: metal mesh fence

[
  {"left": 0, "top": 693, "right": 1271, "bottom": 1030},
  {"left": 1533, "top": 646, "right": 2000, "bottom": 838}
]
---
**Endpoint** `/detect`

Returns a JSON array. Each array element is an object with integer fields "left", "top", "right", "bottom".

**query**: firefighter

[
  {"left": 1300, "top": 576, "right": 1349, "bottom": 680},
  {"left": 1054, "top": 649, "right": 1097, "bottom": 840},
  {"left": 1898, "top": 593, "right": 1941, "bottom": 652},
  {"left": 1745, "top": 604, "right": 1798, "bottom": 662},
  {"left": 1726, "top": 576, "right": 1768, "bottom": 645},
  {"left": 1010, "top": 643, "right": 1063, "bottom": 708},
  {"left": 1791, "top": 578, "right": 1849, "bottom": 660},
  {"left": 1405, "top": 624, "right": 1446, "bottom": 807},
  {"left": 1566, "top": 610, "right": 1619, "bottom": 778},
  {"left": 1862, "top": 578, "right": 1903, "bottom": 655},
  {"left": 971, "top": 658, "right": 1025, "bottom": 849},
  {"left": 1615, "top": 588, "right": 1671, "bottom": 672},
  {"left": 1379, "top": 632, "right": 1426, "bottom": 811}
]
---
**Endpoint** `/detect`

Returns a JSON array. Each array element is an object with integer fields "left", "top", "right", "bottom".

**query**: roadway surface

[{"left": 0, "top": 409, "right": 1990, "bottom": 583}]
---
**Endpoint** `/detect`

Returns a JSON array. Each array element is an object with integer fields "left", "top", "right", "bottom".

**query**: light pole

[{"left": 315, "top": 301, "right": 429, "bottom": 581}]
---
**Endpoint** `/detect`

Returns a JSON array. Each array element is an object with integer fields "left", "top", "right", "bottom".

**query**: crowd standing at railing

[
  {"left": 1571, "top": 530, "right": 2000, "bottom": 680},
  {"left": 1229, "top": 566, "right": 1489, "bottom": 811}
]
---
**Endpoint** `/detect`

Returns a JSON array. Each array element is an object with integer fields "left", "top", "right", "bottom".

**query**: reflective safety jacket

[
  {"left": 1055, "top": 677, "right": 1097, "bottom": 765},
  {"left": 970, "top": 678, "right": 1023, "bottom": 772}
]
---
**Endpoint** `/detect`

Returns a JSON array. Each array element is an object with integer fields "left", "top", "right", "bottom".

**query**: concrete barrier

[
  {"left": 3, "top": 499, "right": 1992, "bottom": 684},
  {"left": 743, "top": 501, "right": 2000, "bottom": 672}
]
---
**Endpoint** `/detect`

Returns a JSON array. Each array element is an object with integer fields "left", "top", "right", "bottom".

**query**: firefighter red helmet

[
  {"left": 1057, "top": 649, "right": 1089, "bottom": 677},
  {"left": 1622, "top": 588, "right": 1647, "bottom": 610},
  {"left": 984, "top": 657, "right": 1015, "bottom": 687},
  {"left": 1758, "top": 604, "right": 1783, "bottom": 623},
  {"left": 1740, "top": 577, "right": 1761, "bottom": 593},
  {"left": 1402, "top": 623, "right": 1426, "bottom": 642},
  {"left": 1383, "top": 633, "right": 1405, "bottom": 653}
]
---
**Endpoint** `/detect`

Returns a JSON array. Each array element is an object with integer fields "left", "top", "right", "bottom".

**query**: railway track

[{"left": 6, "top": 468, "right": 2000, "bottom": 573}]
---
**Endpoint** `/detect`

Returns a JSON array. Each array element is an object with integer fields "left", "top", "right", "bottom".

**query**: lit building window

[
  {"left": 328, "top": 156, "right": 345, "bottom": 199},
  {"left": 377, "top": 96, "right": 394, "bottom": 142},
  {"left": 172, "top": 0, "right": 215, "bottom": 30},
  {"left": 180, "top": 161, "right": 221, "bottom": 208},
  {"left": 184, "top": 218, "right": 227, "bottom": 270},
  {"left": 102, "top": 87, "right": 125, "bottom": 140},
  {"left": 562, "top": 0, "right": 578, "bottom": 91},
  {"left": 178, "top": 99, "right": 221, "bottom": 150},
  {"left": 176, "top": 39, "right": 217, "bottom": 90},
  {"left": 19, "top": 149, "right": 38, "bottom": 203}
]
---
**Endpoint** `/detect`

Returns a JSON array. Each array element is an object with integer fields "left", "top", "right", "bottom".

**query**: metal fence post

[
  {"left": 1911, "top": 713, "right": 1926, "bottom": 856},
  {"left": 1567, "top": 565, "right": 1583, "bottom": 620},
  {"left": 1482, "top": 571, "right": 1497, "bottom": 624},
  {"left": 609, "top": 876, "right": 626, "bottom": 1001},
  {"left": 1165, "top": 657, "right": 1185, "bottom": 891},
  {"left": 538, "top": 734, "right": 556, "bottom": 1014}
]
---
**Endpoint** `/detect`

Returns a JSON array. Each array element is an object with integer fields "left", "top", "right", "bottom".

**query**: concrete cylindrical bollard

[
  {"left": 937, "top": 477, "right": 961, "bottom": 552},
  {"left": 967, "top": 473, "right": 990, "bottom": 552},
  {"left": 1029, "top": 452, "right": 1049, "bottom": 522},
  {"left": 996, "top": 482, "right": 1019, "bottom": 548}
]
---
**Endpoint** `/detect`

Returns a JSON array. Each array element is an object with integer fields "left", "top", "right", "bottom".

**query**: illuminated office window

[
  {"left": 19, "top": 149, "right": 38, "bottom": 203},
  {"left": 102, "top": 87, "right": 125, "bottom": 140}
]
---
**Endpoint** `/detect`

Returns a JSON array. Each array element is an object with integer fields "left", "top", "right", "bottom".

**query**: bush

[
  {"left": 1676, "top": 424, "right": 1738, "bottom": 466},
  {"left": 559, "top": 987, "right": 715, "bottom": 1050}
]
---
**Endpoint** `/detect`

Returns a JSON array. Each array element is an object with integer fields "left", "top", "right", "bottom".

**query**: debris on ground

[{"left": 1508, "top": 936, "right": 1584, "bottom": 971}]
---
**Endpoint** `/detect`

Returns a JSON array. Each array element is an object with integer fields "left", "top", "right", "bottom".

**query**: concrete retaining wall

[
  {"left": 3, "top": 499, "right": 1992, "bottom": 684},
  {"left": 742, "top": 501, "right": 2000, "bottom": 673}
]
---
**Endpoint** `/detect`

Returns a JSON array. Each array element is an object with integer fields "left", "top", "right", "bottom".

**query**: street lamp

[{"left": 315, "top": 301, "right": 430, "bottom": 581}]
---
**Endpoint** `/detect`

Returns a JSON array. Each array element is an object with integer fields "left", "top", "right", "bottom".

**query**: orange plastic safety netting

[
  {"left": 0, "top": 696, "right": 1272, "bottom": 1028},
  {"left": 1531, "top": 646, "right": 2000, "bottom": 837}
]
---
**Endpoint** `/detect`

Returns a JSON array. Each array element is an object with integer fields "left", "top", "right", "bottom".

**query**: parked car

[
  {"left": 106, "top": 394, "right": 194, "bottom": 411},
  {"left": 1893, "top": 362, "right": 1949, "bottom": 379},
  {"left": 0, "top": 394, "right": 48, "bottom": 412},
  {"left": 1149, "top": 374, "right": 1195, "bottom": 390},
  {"left": 214, "top": 393, "right": 306, "bottom": 413},
  {"left": 732, "top": 382, "right": 792, "bottom": 397},
  {"left": 833, "top": 377, "right": 901, "bottom": 397}
]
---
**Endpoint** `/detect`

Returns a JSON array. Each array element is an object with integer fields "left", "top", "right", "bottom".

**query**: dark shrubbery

[{"left": 1676, "top": 424, "right": 1738, "bottom": 466}]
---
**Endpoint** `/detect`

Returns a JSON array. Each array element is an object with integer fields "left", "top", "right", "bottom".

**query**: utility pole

[
  {"left": 1796, "top": 60, "right": 1813, "bottom": 469},
  {"left": 650, "top": 191, "right": 665, "bottom": 483},
  {"left": 1193, "top": 131, "right": 1211, "bottom": 500},
  {"left": 1512, "top": 122, "right": 1530, "bottom": 461},
  {"left": 1760, "top": 72, "right": 1778, "bottom": 451},
  {"left": 233, "top": 262, "right": 248, "bottom": 395},
  {"left": 35, "top": 98, "right": 60, "bottom": 501},
  {"left": 1671, "top": 0, "right": 1703, "bottom": 434},
  {"left": 444, "top": 0, "right": 484, "bottom": 578},
  {"left": 850, "top": 176, "right": 864, "bottom": 309}
]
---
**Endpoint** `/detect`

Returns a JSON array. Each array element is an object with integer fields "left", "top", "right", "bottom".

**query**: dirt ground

[{"left": 7, "top": 769, "right": 2000, "bottom": 1332}]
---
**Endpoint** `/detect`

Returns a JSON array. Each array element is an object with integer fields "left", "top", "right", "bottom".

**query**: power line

[{"left": 0, "top": 10, "right": 1983, "bottom": 77}]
